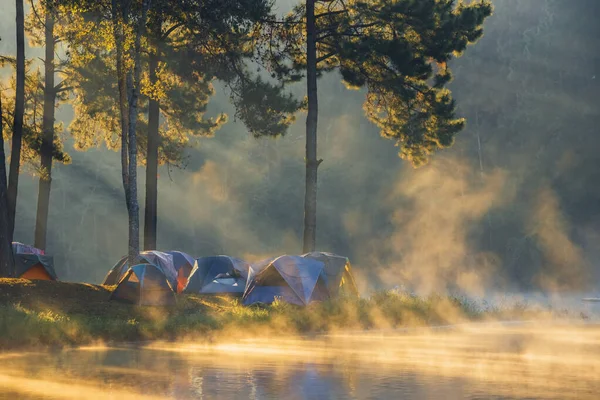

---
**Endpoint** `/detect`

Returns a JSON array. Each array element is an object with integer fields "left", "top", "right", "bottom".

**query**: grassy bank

[{"left": 0, "top": 278, "right": 554, "bottom": 351}]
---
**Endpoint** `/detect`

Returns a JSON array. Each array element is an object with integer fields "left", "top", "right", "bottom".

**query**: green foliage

[
  {"left": 230, "top": 76, "right": 300, "bottom": 138},
  {"left": 166, "top": 0, "right": 304, "bottom": 138},
  {"left": 0, "top": 70, "right": 71, "bottom": 177},
  {"left": 60, "top": 6, "right": 216, "bottom": 167},
  {"left": 264, "top": 0, "right": 492, "bottom": 166},
  {"left": 56, "top": 0, "right": 303, "bottom": 166},
  {"left": 0, "top": 0, "right": 73, "bottom": 181}
]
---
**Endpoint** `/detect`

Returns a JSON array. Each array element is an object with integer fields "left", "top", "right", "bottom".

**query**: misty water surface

[{"left": 1, "top": 321, "right": 600, "bottom": 400}]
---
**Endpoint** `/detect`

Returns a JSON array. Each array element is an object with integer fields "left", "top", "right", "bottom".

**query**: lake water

[{"left": 1, "top": 321, "right": 600, "bottom": 399}]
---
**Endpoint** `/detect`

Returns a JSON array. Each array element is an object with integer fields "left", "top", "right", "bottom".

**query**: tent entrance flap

[
  {"left": 13, "top": 254, "right": 58, "bottom": 281},
  {"left": 20, "top": 264, "right": 53, "bottom": 280}
]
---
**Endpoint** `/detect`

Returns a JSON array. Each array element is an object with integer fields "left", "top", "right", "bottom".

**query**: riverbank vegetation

[{"left": 0, "top": 278, "right": 569, "bottom": 351}]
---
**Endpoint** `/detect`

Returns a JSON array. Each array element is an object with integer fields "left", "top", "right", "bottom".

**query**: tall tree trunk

[
  {"left": 126, "top": 0, "right": 150, "bottom": 263},
  {"left": 34, "top": 10, "right": 56, "bottom": 251},
  {"left": 7, "top": 0, "right": 25, "bottom": 243},
  {"left": 0, "top": 86, "right": 15, "bottom": 277},
  {"left": 144, "top": 20, "right": 161, "bottom": 251},
  {"left": 302, "top": 0, "right": 321, "bottom": 253},
  {"left": 111, "top": 0, "right": 130, "bottom": 211}
]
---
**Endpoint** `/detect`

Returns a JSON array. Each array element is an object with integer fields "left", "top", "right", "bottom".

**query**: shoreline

[{"left": 0, "top": 278, "right": 592, "bottom": 352}]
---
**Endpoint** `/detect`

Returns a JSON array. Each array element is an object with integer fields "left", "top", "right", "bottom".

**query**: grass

[{"left": 0, "top": 278, "right": 563, "bottom": 351}]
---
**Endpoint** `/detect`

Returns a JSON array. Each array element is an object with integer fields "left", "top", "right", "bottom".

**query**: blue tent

[
  {"left": 109, "top": 263, "right": 176, "bottom": 306},
  {"left": 182, "top": 255, "right": 250, "bottom": 296},
  {"left": 249, "top": 256, "right": 278, "bottom": 274},
  {"left": 242, "top": 255, "right": 329, "bottom": 306}
]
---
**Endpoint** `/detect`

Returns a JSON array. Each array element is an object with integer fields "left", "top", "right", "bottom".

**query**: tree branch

[
  {"left": 161, "top": 22, "right": 184, "bottom": 39},
  {"left": 317, "top": 31, "right": 363, "bottom": 42},
  {"left": 259, "top": 18, "right": 303, "bottom": 25},
  {"left": 54, "top": 85, "right": 73, "bottom": 93},
  {"left": 316, "top": 51, "right": 337, "bottom": 63},
  {"left": 315, "top": 9, "right": 347, "bottom": 19},
  {"left": 29, "top": 0, "right": 48, "bottom": 32}
]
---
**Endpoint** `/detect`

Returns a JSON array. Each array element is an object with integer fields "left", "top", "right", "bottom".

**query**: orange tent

[{"left": 14, "top": 254, "right": 58, "bottom": 281}]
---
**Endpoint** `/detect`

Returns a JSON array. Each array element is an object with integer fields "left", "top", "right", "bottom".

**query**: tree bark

[
  {"left": 144, "top": 20, "right": 161, "bottom": 251},
  {"left": 126, "top": 0, "right": 150, "bottom": 264},
  {"left": 0, "top": 83, "right": 15, "bottom": 277},
  {"left": 111, "top": 0, "right": 130, "bottom": 211},
  {"left": 7, "top": 0, "right": 25, "bottom": 243},
  {"left": 302, "top": 0, "right": 321, "bottom": 253},
  {"left": 34, "top": 10, "right": 56, "bottom": 251}
]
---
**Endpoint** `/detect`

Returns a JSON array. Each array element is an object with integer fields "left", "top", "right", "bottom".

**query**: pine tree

[
  {"left": 26, "top": 0, "right": 74, "bottom": 251},
  {"left": 1, "top": 71, "right": 71, "bottom": 170},
  {"left": 265, "top": 0, "right": 493, "bottom": 252},
  {"left": 60, "top": 0, "right": 301, "bottom": 259}
]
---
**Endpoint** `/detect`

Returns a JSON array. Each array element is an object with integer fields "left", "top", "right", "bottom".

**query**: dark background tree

[
  {"left": 0, "top": 60, "right": 15, "bottom": 277},
  {"left": 143, "top": 10, "right": 161, "bottom": 251},
  {"left": 33, "top": 0, "right": 56, "bottom": 250},
  {"left": 28, "top": 0, "right": 72, "bottom": 251},
  {"left": 7, "top": 0, "right": 26, "bottom": 243}
]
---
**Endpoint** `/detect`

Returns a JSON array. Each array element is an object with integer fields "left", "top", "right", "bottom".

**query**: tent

[
  {"left": 13, "top": 254, "right": 57, "bottom": 280},
  {"left": 301, "top": 252, "right": 359, "bottom": 297},
  {"left": 166, "top": 251, "right": 196, "bottom": 293},
  {"left": 242, "top": 255, "right": 329, "bottom": 306},
  {"left": 102, "top": 251, "right": 178, "bottom": 289},
  {"left": 137, "top": 251, "right": 177, "bottom": 288},
  {"left": 102, "top": 256, "right": 129, "bottom": 285},
  {"left": 182, "top": 255, "right": 251, "bottom": 296},
  {"left": 109, "top": 263, "right": 176, "bottom": 306}
]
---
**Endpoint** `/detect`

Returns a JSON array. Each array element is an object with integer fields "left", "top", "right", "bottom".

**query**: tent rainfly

[
  {"left": 166, "top": 251, "right": 197, "bottom": 293},
  {"left": 102, "top": 251, "right": 178, "bottom": 289},
  {"left": 109, "top": 263, "right": 176, "bottom": 306},
  {"left": 242, "top": 255, "right": 329, "bottom": 306},
  {"left": 12, "top": 242, "right": 45, "bottom": 256},
  {"left": 182, "top": 255, "right": 251, "bottom": 296}
]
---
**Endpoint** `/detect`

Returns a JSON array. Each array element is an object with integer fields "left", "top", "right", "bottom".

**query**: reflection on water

[{"left": 1, "top": 321, "right": 600, "bottom": 399}]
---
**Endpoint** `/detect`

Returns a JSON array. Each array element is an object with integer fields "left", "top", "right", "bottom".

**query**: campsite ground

[{"left": 0, "top": 279, "right": 580, "bottom": 351}]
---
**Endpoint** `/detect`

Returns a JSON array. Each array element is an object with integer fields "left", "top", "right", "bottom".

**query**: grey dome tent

[
  {"left": 301, "top": 252, "right": 359, "bottom": 297},
  {"left": 109, "top": 263, "right": 176, "bottom": 306},
  {"left": 242, "top": 255, "right": 329, "bottom": 306},
  {"left": 182, "top": 255, "right": 250, "bottom": 296},
  {"left": 166, "top": 251, "right": 196, "bottom": 293},
  {"left": 102, "top": 251, "right": 178, "bottom": 289}
]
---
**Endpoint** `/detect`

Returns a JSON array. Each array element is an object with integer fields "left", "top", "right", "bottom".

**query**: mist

[{"left": 1, "top": 0, "right": 599, "bottom": 295}]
